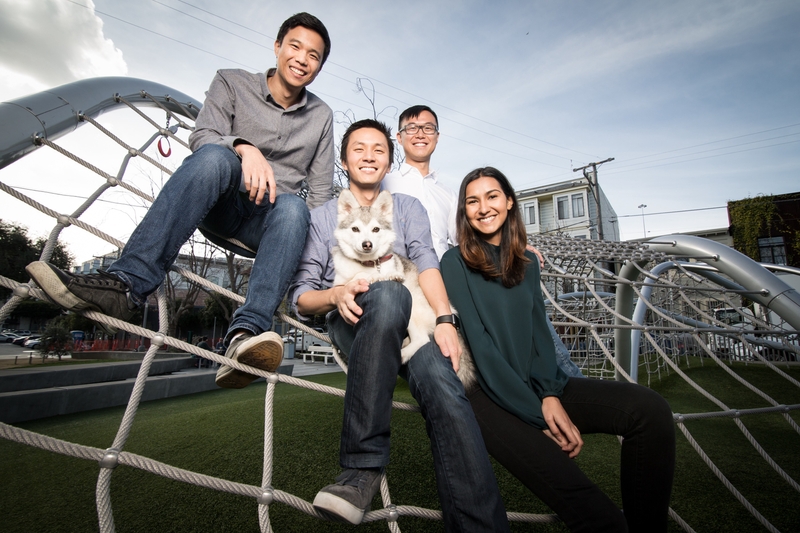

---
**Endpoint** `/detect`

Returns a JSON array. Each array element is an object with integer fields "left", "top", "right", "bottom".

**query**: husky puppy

[
  {"left": 331, "top": 190, "right": 479, "bottom": 389},
  {"left": 332, "top": 190, "right": 434, "bottom": 362}
]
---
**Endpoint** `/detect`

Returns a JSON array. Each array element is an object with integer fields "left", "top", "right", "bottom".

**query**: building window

[
  {"left": 571, "top": 194, "right": 585, "bottom": 217},
  {"left": 523, "top": 202, "right": 536, "bottom": 225},
  {"left": 758, "top": 236, "right": 786, "bottom": 265},
  {"left": 557, "top": 196, "right": 569, "bottom": 220}
]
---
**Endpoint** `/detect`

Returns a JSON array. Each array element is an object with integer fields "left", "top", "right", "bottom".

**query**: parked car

[
  {"left": 24, "top": 337, "right": 43, "bottom": 350},
  {"left": 1, "top": 333, "right": 22, "bottom": 343},
  {"left": 12, "top": 336, "right": 31, "bottom": 346}
]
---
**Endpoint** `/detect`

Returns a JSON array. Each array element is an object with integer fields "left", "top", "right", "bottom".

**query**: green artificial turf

[{"left": 1, "top": 360, "right": 799, "bottom": 532}]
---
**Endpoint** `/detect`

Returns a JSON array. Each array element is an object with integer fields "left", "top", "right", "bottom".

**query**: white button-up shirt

[{"left": 382, "top": 163, "right": 457, "bottom": 259}]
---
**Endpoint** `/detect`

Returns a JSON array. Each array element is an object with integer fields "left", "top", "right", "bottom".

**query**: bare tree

[
  {"left": 299, "top": 77, "right": 404, "bottom": 201},
  {"left": 163, "top": 236, "right": 218, "bottom": 338},
  {"left": 200, "top": 248, "right": 251, "bottom": 327}
]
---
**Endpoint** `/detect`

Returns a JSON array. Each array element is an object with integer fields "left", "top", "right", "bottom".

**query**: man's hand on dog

[
  {"left": 334, "top": 278, "right": 370, "bottom": 325},
  {"left": 236, "top": 143, "right": 276, "bottom": 205}
]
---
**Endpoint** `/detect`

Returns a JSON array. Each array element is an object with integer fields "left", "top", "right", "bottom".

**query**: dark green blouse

[{"left": 441, "top": 245, "right": 568, "bottom": 429}]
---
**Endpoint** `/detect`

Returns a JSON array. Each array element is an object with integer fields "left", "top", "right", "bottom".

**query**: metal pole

[{"left": 638, "top": 204, "right": 647, "bottom": 239}]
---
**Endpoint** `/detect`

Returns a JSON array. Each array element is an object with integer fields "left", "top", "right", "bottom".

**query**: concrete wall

[{"left": 0, "top": 360, "right": 293, "bottom": 424}]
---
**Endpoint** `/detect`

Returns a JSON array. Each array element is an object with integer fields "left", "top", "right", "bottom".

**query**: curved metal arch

[
  {"left": 0, "top": 76, "right": 202, "bottom": 170},
  {"left": 615, "top": 234, "right": 800, "bottom": 378}
]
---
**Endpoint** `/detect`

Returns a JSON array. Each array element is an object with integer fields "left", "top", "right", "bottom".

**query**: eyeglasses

[{"left": 399, "top": 122, "right": 438, "bottom": 135}]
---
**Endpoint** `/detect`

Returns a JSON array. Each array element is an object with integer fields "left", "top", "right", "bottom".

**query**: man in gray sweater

[{"left": 27, "top": 13, "right": 334, "bottom": 389}]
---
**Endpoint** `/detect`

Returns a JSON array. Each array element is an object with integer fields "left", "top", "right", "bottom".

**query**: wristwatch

[{"left": 435, "top": 314, "right": 460, "bottom": 330}]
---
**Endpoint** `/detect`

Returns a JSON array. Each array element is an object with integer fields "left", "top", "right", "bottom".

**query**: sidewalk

[{"left": 281, "top": 356, "right": 343, "bottom": 378}]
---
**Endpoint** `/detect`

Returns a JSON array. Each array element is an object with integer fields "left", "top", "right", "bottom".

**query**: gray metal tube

[
  {"left": 617, "top": 235, "right": 800, "bottom": 379},
  {"left": 614, "top": 260, "right": 642, "bottom": 380},
  {"left": 648, "top": 235, "right": 800, "bottom": 331},
  {"left": 0, "top": 76, "right": 202, "bottom": 170}
]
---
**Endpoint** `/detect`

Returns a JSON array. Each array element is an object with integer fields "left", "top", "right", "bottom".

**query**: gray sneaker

[
  {"left": 25, "top": 261, "right": 138, "bottom": 325},
  {"left": 215, "top": 331, "right": 284, "bottom": 389},
  {"left": 313, "top": 468, "right": 383, "bottom": 525}
]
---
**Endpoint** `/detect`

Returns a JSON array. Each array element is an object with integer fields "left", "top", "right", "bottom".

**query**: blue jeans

[
  {"left": 109, "top": 144, "right": 310, "bottom": 339},
  {"left": 327, "top": 281, "right": 509, "bottom": 532},
  {"left": 549, "top": 319, "right": 585, "bottom": 378}
]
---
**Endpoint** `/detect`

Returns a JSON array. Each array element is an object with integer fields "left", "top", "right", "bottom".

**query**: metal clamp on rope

[
  {"left": 387, "top": 504, "right": 399, "bottom": 522},
  {"left": 12, "top": 284, "right": 30, "bottom": 299},
  {"left": 99, "top": 448, "right": 120, "bottom": 469},
  {"left": 258, "top": 487, "right": 274, "bottom": 505}
]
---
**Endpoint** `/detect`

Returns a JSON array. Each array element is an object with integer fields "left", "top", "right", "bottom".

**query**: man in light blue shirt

[{"left": 288, "top": 119, "right": 508, "bottom": 531}]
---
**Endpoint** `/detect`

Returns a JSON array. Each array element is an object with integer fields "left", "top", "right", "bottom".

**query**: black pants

[{"left": 468, "top": 378, "right": 675, "bottom": 533}]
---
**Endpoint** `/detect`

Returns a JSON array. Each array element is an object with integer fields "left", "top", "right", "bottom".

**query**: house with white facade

[{"left": 516, "top": 176, "right": 619, "bottom": 241}]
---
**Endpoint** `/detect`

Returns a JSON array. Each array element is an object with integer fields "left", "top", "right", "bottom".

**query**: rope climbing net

[{"left": 1, "top": 80, "right": 798, "bottom": 532}]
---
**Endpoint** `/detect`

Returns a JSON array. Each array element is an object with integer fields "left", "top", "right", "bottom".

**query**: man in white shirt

[{"left": 382, "top": 105, "right": 456, "bottom": 259}]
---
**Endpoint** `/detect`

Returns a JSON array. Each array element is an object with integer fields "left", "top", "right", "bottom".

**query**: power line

[
  {"left": 167, "top": 1, "right": 800, "bottom": 176},
  {"left": 70, "top": 0, "right": 592, "bottom": 166},
  {"left": 603, "top": 139, "right": 800, "bottom": 176},
  {"left": 614, "top": 206, "right": 727, "bottom": 218},
  {"left": 621, "top": 122, "right": 800, "bottom": 164},
  {"left": 7, "top": 185, "right": 150, "bottom": 208},
  {"left": 168, "top": 0, "right": 598, "bottom": 162},
  {"left": 66, "top": 0, "right": 253, "bottom": 69},
  {"left": 609, "top": 132, "right": 800, "bottom": 171}
]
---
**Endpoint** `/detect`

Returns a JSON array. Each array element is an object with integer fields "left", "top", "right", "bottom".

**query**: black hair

[
  {"left": 398, "top": 105, "right": 439, "bottom": 130},
  {"left": 340, "top": 119, "right": 394, "bottom": 164},
  {"left": 276, "top": 12, "right": 331, "bottom": 65},
  {"left": 456, "top": 167, "right": 530, "bottom": 287}
]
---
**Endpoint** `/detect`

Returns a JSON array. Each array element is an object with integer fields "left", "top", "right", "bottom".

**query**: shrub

[{"left": 39, "top": 317, "right": 73, "bottom": 359}]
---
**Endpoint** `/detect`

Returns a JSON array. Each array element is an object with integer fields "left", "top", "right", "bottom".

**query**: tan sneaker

[{"left": 215, "top": 331, "right": 284, "bottom": 389}]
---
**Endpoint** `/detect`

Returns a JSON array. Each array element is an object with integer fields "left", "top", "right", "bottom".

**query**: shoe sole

[
  {"left": 215, "top": 334, "right": 284, "bottom": 389},
  {"left": 26, "top": 262, "right": 94, "bottom": 312},
  {"left": 313, "top": 491, "right": 365, "bottom": 525},
  {"left": 26, "top": 262, "right": 118, "bottom": 335}
]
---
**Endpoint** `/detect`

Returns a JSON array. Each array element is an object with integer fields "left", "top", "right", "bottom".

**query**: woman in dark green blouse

[{"left": 441, "top": 167, "right": 675, "bottom": 533}]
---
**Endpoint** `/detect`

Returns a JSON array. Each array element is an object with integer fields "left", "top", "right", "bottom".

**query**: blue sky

[{"left": 1, "top": 0, "right": 799, "bottom": 259}]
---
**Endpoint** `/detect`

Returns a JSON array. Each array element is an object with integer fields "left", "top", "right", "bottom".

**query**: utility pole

[
  {"left": 638, "top": 204, "right": 647, "bottom": 239},
  {"left": 573, "top": 157, "right": 614, "bottom": 241}
]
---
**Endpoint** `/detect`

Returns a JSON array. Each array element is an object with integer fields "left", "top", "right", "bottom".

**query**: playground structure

[{"left": 1, "top": 78, "right": 799, "bottom": 532}]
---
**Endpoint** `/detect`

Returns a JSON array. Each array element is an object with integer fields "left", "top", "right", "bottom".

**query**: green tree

[
  {"left": 728, "top": 196, "right": 778, "bottom": 260},
  {"left": 0, "top": 220, "right": 73, "bottom": 299}
]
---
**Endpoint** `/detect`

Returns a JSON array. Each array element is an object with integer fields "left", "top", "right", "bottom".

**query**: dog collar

[{"left": 360, "top": 254, "right": 393, "bottom": 272}]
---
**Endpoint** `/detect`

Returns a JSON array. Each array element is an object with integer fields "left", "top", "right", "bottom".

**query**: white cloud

[{"left": 0, "top": 0, "right": 126, "bottom": 101}]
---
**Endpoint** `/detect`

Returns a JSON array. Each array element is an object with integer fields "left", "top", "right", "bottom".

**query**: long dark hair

[{"left": 456, "top": 167, "right": 530, "bottom": 287}]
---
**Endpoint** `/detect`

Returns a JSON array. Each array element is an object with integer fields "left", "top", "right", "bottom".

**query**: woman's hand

[
  {"left": 434, "top": 322, "right": 462, "bottom": 371},
  {"left": 541, "top": 396, "right": 583, "bottom": 458}
]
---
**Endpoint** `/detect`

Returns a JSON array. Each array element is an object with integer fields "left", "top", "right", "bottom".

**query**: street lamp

[{"left": 638, "top": 204, "right": 647, "bottom": 239}]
